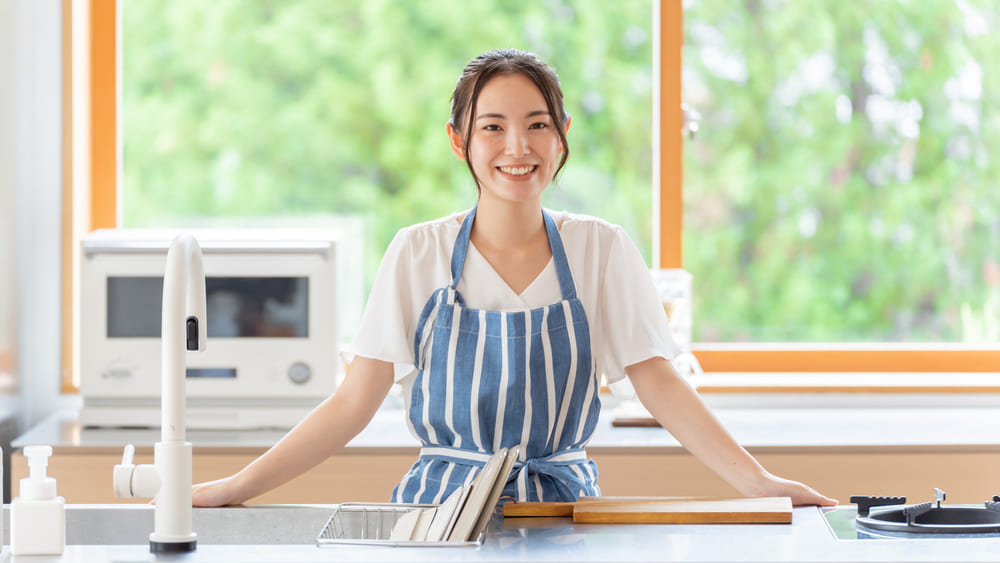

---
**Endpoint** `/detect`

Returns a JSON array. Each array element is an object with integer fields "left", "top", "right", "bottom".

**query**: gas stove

[{"left": 823, "top": 489, "right": 1000, "bottom": 540}]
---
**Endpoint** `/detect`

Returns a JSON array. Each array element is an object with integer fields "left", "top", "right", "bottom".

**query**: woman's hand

[
  {"left": 745, "top": 471, "right": 838, "bottom": 507},
  {"left": 192, "top": 476, "right": 245, "bottom": 507}
]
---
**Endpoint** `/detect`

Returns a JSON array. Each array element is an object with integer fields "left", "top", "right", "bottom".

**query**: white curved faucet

[{"left": 113, "top": 234, "right": 205, "bottom": 553}]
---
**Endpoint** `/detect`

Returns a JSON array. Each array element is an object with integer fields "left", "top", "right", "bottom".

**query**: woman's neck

[{"left": 470, "top": 196, "right": 546, "bottom": 252}]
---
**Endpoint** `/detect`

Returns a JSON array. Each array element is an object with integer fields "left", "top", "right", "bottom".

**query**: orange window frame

[{"left": 67, "top": 1, "right": 999, "bottom": 395}]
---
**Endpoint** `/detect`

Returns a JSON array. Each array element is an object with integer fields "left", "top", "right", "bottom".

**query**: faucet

[{"left": 113, "top": 234, "right": 206, "bottom": 553}]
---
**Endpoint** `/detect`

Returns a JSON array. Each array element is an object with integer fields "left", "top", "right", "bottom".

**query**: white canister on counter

[{"left": 10, "top": 445, "right": 65, "bottom": 555}]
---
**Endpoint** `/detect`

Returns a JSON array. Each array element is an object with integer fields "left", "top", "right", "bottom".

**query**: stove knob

[{"left": 288, "top": 362, "right": 312, "bottom": 385}]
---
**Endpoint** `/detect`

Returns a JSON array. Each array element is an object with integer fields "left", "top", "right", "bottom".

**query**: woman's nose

[{"left": 504, "top": 129, "right": 530, "bottom": 156}]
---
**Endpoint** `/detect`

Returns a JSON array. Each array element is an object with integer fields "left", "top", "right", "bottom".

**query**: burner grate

[{"left": 850, "top": 489, "right": 1000, "bottom": 535}]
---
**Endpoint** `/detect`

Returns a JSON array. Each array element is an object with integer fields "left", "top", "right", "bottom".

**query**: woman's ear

[
  {"left": 560, "top": 115, "right": 572, "bottom": 153},
  {"left": 446, "top": 122, "right": 466, "bottom": 161}
]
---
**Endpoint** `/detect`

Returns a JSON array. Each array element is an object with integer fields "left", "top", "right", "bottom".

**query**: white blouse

[{"left": 347, "top": 209, "right": 679, "bottom": 386}]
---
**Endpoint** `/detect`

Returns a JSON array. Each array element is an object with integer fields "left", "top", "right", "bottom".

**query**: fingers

[
  {"left": 760, "top": 476, "right": 838, "bottom": 507},
  {"left": 791, "top": 483, "right": 838, "bottom": 507},
  {"left": 191, "top": 482, "right": 223, "bottom": 507},
  {"left": 192, "top": 478, "right": 244, "bottom": 507}
]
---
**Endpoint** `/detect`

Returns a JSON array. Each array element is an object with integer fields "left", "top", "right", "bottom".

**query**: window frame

[{"left": 64, "top": 0, "right": 1000, "bottom": 394}]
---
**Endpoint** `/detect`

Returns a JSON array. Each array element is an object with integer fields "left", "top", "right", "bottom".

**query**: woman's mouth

[{"left": 497, "top": 165, "right": 538, "bottom": 177}]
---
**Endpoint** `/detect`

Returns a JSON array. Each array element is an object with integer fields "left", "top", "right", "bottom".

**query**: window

[
  {"left": 684, "top": 1, "right": 1000, "bottom": 343},
  {"left": 680, "top": 1, "right": 999, "bottom": 374},
  {"left": 76, "top": 1, "right": 999, "bottom": 391}
]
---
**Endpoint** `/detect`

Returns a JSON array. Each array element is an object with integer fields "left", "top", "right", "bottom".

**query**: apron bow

[{"left": 508, "top": 449, "right": 588, "bottom": 502}]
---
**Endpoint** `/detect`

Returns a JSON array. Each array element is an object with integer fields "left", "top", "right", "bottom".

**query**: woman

[{"left": 192, "top": 49, "right": 837, "bottom": 507}]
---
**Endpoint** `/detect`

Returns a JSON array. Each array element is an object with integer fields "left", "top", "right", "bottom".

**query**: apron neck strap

[
  {"left": 450, "top": 206, "right": 476, "bottom": 288},
  {"left": 451, "top": 204, "right": 578, "bottom": 301},
  {"left": 542, "top": 208, "right": 578, "bottom": 300}
]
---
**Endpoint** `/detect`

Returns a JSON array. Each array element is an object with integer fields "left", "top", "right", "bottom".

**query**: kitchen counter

[
  {"left": 11, "top": 403, "right": 1000, "bottom": 505},
  {"left": 4, "top": 505, "right": 1000, "bottom": 562},
  {"left": 15, "top": 402, "right": 1000, "bottom": 452}
]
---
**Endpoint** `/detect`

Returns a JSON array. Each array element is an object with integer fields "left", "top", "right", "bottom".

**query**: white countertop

[
  {"left": 13, "top": 402, "right": 1000, "bottom": 453},
  {"left": 4, "top": 505, "right": 1000, "bottom": 562}
]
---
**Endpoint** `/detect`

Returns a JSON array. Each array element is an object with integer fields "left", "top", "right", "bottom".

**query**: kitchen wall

[
  {"left": 0, "top": 0, "right": 79, "bottom": 444},
  {"left": 0, "top": 0, "right": 21, "bottom": 502}
]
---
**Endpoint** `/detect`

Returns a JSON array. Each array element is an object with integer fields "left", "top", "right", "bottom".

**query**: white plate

[
  {"left": 471, "top": 445, "right": 520, "bottom": 540},
  {"left": 448, "top": 447, "right": 509, "bottom": 542},
  {"left": 425, "top": 484, "right": 469, "bottom": 542}
]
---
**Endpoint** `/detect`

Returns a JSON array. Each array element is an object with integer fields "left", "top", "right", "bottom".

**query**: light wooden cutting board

[
  {"left": 504, "top": 496, "right": 792, "bottom": 524},
  {"left": 572, "top": 497, "right": 792, "bottom": 524},
  {"left": 504, "top": 501, "right": 576, "bottom": 517}
]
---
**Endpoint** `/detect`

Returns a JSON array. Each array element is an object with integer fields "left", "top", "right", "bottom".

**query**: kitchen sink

[{"left": 2, "top": 504, "right": 339, "bottom": 545}]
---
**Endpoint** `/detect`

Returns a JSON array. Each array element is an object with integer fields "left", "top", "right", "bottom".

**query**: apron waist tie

[{"left": 418, "top": 446, "right": 589, "bottom": 502}]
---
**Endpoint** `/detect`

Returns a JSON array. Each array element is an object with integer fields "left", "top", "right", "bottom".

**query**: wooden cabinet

[
  {"left": 12, "top": 445, "right": 999, "bottom": 504},
  {"left": 11, "top": 446, "right": 418, "bottom": 504}
]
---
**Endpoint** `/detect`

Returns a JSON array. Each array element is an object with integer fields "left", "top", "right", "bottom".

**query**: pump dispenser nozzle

[{"left": 21, "top": 445, "right": 57, "bottom": 501}]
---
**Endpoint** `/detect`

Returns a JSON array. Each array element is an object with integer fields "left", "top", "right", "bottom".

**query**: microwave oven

[{"left": 80, "top": 228, "right": 353, "bottom": 429}]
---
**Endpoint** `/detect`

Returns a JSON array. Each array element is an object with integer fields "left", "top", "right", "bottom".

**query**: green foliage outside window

[
  {"left": 684, "top": 0, "right": 1000, "bottom": 342},
  {"left": 122, "top": 0, "right": 655, "bottom": 300}
]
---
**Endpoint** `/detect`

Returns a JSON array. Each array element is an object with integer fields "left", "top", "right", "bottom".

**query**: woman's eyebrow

[{"left": 475, "top": 110, "right": 551, "bottom": 121}]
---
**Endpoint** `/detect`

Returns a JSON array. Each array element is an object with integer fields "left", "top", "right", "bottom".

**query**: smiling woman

[
  {"left": 181, "top": 47, "right": 838, "bottom": 509},
  {"left": 451, "top": 73, "right": 567, "bottom": 205}
]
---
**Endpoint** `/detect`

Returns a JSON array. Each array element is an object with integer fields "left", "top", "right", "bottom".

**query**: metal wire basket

[{"left": 316, "top": 502, "right": 485, "bottom": 547}]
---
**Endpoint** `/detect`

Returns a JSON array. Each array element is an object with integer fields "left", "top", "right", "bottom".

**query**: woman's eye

[
  {"left": 530, "top": 122, "right": 549, "bottom": 129},
  {"left": 483, "top": 124, "right": 501, "bottom": 131}
]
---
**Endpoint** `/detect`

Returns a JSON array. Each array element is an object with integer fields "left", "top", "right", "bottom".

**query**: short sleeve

[
  {"left": 597, "top": 226, "right": 680, "bottom": 383},
  {"left": 343, "top": 229, "right": 421, "bottom": 381}
]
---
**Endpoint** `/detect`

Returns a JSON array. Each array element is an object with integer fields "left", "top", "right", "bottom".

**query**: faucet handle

[
  {"left": 121, "top": 443, "right": 135, "bottom": 466},
  {"left": 114, "top": 444, "right": 137, "bottom": 498},
  {"left": 113, "top": 443, "right": 161, "bottom": 499}
]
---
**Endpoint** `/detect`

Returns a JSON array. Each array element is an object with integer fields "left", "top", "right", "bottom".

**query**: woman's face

[{"left": 449, "top": 72, "right": 568, "bottom": 206}]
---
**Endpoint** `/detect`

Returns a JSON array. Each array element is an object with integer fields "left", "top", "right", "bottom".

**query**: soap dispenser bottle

[{"left": 11, "top": 445, "right": 66, "bottom": 555}]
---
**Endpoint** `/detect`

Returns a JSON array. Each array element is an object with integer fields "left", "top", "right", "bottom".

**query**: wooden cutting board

[
  {"left": 572, "top": 497, "right": 793, "bottom": 524},
  {"left": 503, "top": 496, "right": 683, "bottom": 517},
  {"left": 502, "top": 496, "right": 722, "bottom": 517},
  {"left": 504, "top": 496, "right": 792, "bottom": 524},
  {"left": 503, "top": 501, "right": 576, "bottom": 517}
]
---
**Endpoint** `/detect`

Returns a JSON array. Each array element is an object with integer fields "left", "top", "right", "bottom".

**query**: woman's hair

[{"left": 449, "top": 48, "right": 570, "bottom": 190}]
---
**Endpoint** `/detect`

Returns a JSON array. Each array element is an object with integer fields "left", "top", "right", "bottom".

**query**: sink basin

[{"left": 2, "top": 504, "right": 338, "bottom": 545}]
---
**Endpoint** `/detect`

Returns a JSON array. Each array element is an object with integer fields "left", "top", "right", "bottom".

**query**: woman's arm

[
  {"left": 625, "top": 356, "right": 837, "bottom": 506},
  {"left": 192, "top": 355, "right": 395, "bottom": 506}
]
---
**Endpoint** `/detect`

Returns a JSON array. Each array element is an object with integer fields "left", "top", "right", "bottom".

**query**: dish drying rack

[{"left": 316, "top": 503, "right": 486, "bottom": 547}]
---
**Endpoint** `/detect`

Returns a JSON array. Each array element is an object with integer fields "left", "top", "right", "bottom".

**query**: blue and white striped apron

[{"left": 392, "top": 205, "right": 602, "bottom": 504}]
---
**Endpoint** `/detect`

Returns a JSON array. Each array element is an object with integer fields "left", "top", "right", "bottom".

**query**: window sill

[
  {"left": 693, "top": 344, "right": 1000, "bottom": 373},
  {"left": 692, "top": 371, "right": 1000, "bottom": 394}
]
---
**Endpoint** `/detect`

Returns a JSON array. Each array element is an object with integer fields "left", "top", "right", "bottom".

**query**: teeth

[{"left": 499, "top": 165, "right": 535, "bottom": 175}]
